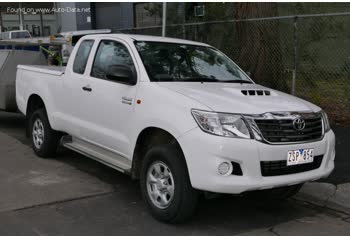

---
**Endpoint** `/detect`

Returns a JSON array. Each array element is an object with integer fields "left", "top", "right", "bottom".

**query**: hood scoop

[{"left": 241, "top": 90, "right": 271, "bottom": 96}]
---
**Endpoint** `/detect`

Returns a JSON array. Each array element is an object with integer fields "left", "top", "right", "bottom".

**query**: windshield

[
  {"left": 135, "top": 41, "right": 252, "bottom": 83},
  {"left": 11, "top": 31, "right": 31, "bottom": 39}
]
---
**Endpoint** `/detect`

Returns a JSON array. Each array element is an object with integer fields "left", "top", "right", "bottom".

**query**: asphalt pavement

[
  {"left": 0, "top": 111, "right": 349, "bottom": 235},
  {"left": 324, "top": 126, "right": 350, "bottom": 184}
]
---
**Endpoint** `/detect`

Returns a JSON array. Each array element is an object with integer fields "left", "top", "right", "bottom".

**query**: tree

[{"left": 233, "top": 3, "right": 288, "bottom": 91}]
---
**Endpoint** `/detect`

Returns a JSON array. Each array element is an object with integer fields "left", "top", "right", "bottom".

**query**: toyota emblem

[{"left": 293, "top": 118, "right": 306, "bottom": 131}]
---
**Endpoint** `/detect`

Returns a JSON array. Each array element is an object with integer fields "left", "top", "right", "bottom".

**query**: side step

[{"left": 61, "top": 135, "right": 132, "bottom": 174}]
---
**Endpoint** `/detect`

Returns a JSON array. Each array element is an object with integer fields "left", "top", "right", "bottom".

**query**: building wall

[
  {"left": 2, "top": 13, "right": 57, "bottom": 36},
  {"left": 0, "top": 2, "right": 134, "bottom": 35},
  {"left": 92, "top": 2, "right": 134, "bottom": 31},
  {"left": 56, "top": 2, "right": 77, "bottom": 32},
  {"left": 76, "top": 2, "right": 93, "bottom": 30}
]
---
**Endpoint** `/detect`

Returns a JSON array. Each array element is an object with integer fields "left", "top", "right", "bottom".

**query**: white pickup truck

[{"left": 16, "top": 34, "right": 336, "bottom": 223}]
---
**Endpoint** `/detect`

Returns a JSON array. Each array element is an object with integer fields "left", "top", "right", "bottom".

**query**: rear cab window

[{"left": 73, "top": 40, "right": 95, "bottom": 74}]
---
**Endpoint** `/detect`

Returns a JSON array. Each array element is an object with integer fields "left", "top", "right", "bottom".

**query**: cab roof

[{"left": 85, "top": 33, "right": 210, "bottom": 47}]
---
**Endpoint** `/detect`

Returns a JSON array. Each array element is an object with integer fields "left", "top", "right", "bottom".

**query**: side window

[
  {"left": 91, "top": 40, "right": 134, "bottom": 80},
  {"left": 73, "top": 40, "right": 94, "bottom": 74}
]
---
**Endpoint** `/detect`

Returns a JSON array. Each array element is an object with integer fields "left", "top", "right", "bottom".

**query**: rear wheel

[
  {"left": 29, "top": 108, "right": 61, "bottom": 158},
  {"left": 140, "top": 144, "right": 199, "bottom": 223}
]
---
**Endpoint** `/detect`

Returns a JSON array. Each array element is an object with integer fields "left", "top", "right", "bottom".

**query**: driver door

[{"left": 81, "top": 39, "right": 138, "bottom": 158}]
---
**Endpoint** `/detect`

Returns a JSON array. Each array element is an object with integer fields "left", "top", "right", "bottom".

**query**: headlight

[
  {"left": 321, "top": 110, "right": 330, "bottom": 132},
  {"left": 191, "top": 109, "right": 251, "bottom": 138}
]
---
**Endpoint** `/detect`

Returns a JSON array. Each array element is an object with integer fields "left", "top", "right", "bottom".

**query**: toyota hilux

[{"left": 16, "top": 34, "right": 335, "bottom": 223}]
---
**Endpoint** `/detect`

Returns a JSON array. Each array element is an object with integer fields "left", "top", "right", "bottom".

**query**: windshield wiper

[
  {"left": 221, "top": 80, "right": 253, "bottom": 84},
  {"left": 180, "top": 78, "right": 220, "bottom": 82},
  {"left": 183, "top": 78, "right": 253, "bottom": 83},
  {"left": 152, "top": 78, "right": 253, "bottom": 83}
]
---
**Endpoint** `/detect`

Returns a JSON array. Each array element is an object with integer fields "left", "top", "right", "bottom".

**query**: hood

[{"left": 157, "top": 82, "right": 321, "bottom": 114}]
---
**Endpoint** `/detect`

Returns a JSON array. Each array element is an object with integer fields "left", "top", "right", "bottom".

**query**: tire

[
  {"left": 29, "top": 108, "right": 61, "bottom": 158},
  {"left": 253, "top": 184, "right": 303, "bottom": 200},
  {"left": 140, "top": 144, "right": 199, "bottom": 223}
]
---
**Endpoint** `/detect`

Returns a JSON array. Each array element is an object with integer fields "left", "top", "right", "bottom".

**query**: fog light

[{"left": 218, "top": 162, "right": 232, "bottom": 175}]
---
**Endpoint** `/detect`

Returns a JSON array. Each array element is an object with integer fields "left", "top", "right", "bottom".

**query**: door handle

[{"left": 82, "top": 86, "right": 92, "bottom": 92}]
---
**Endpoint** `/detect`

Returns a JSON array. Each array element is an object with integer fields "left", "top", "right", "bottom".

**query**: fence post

[
  {"left": 182, "top": 25, "right": 186, "bottom": 39},
  {"left": 194, "top": 25, "right": 198, "bottom": 41},
  {"left": 182, "top": 2, "right": 186, "bottom": 39},
  {"left": 291, "top": 16, "right": 298, "bottom": 95},
  {"left": 162, "top": 2, "right": 167, "bottom": 37}
]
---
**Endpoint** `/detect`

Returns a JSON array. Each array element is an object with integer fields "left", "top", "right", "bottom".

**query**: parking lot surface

[{"left": 0, "top": 111, "right": 350, "bottom": 235}]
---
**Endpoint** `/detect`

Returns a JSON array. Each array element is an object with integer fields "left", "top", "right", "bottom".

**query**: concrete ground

[{"left": 0, "top": 111, "right": 350, "bottom": 236}]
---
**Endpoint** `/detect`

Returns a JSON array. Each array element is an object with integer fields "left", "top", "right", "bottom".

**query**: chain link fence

[{"left": 118, "top": 13, "right": 350, "bottom": 128}]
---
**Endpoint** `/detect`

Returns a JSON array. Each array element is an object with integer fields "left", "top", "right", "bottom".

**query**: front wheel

[
  {"left": 140, "top": 144, "right": 199, "bottom": 223},
  {"left": 29, "top": 109, "right": 61, "bottom": 158}
]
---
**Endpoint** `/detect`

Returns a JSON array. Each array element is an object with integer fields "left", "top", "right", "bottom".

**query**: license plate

[{"left": 287, "top": 148, "right": 314, "bottom": 166}]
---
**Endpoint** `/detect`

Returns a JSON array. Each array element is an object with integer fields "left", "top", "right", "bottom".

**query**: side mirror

[
  {"left": 246, "top": 71, "right": 252, "bottom": 77},
  {"left": 106, "top": 65, "right": 137, "bottom": 85}
]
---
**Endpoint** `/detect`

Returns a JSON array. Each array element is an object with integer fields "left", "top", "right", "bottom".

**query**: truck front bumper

[{"left": 178, "top": 127, "right": 335, "bottom": 194}]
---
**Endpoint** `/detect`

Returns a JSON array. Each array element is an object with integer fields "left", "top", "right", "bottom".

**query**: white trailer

[
  {"left": 0, "top": 42, "right": 57, "bottom": 112},
  {"left": 0, "top": 29, "right": 111, "bottom": 112}
]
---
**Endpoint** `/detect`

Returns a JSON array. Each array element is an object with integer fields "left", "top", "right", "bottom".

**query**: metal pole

[
  {"left": 18, "top": 3, "right": 24, "bottom": 30},
  {"left": 40, "top": 12, "right": 44, "bottom": 36},
  {"left": 291, "top": 16, "right": 298, "bottom": 95},
  {"left": 0, "top": 9, "right": 3, "bottom": 33},
  {"left": 162, "top": 2, "right": 167, "bottom": 37},
  {"left": 180, "top": 2, "right": 186, "bottom": 39}
]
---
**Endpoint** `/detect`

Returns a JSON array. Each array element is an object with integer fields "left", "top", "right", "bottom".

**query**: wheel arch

[
  {"left": 25, "top": 94, "right": 47, "bottom": 137},
  {"left": 131, "top": 127, "right": 186, "bottom": 179}
]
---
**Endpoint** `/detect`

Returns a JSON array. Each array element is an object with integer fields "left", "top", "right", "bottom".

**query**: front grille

[
  {"left": 254, "top": 116, "right": 323, "bottom": 143},
  {"left": 261, "top": 155, "right": 323, "bottom": 177}
]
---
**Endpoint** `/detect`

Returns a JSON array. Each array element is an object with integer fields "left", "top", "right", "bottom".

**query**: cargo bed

[{"left": 17, "top": 65, "right": 65, "bottom": 76}]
